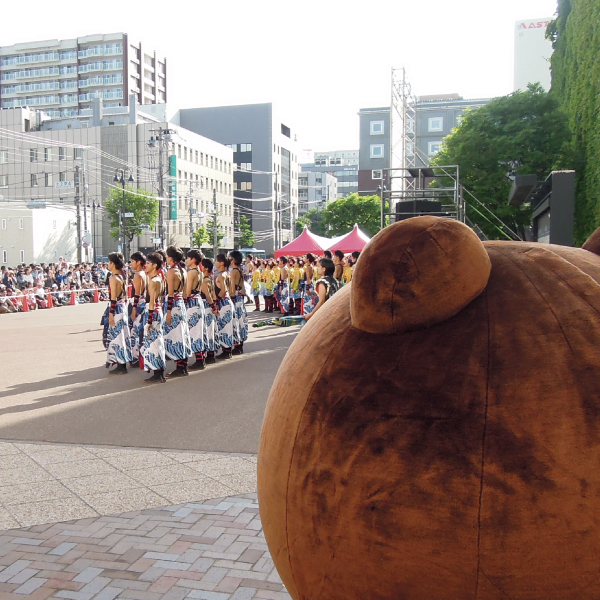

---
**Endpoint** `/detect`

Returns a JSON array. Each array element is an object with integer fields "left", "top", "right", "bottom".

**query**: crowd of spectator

[{"left": 0, "top": 256, "right": 111, "bottom": 314}]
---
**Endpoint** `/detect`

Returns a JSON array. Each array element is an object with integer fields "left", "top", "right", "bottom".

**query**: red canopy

[
  {"left": 328, "top": 224, "right": 371, "bottom": 253},
  {"left": 274, "top": 227, "right": 329, "bottom": 258}
]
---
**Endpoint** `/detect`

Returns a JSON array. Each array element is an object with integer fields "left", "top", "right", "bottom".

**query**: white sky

[{"left": 1, "top": 0, "right": 557, "bottom": 153}]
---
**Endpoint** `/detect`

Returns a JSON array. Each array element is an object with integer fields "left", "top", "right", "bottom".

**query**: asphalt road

[{"left": 0, "top": 302, "right": 299, "bottom": 454}]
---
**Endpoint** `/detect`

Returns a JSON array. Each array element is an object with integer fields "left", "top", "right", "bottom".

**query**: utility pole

[
  {"left": 74, "top": 164, "right": 82, "bottom": 263},
  {"left": 188, "top": 181, "right": 194, "bottom": 249},
  {"left": 274, "top": 172, "right": 279, "bottom": 250},
  {"left": 212, "top": 188, "right": 218, "bottom": 259},
  {"left": 158, "top": 135, "right": 164, "bottom": 247},
  {"left": 82, "top": 149, "right": 88, "bottom": 262}
]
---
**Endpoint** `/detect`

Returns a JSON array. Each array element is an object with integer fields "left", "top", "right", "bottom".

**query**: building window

[
  {"left": 30, "top": 149, "right": 38, "bottom": 162},
  {"left": 59, "top": 171, "right": 67, "bottom": 182},
  {"left": 74, "top": 148, "right": 82, "bottom": 160},
  {"left": 0, "top": 150, "right": 7, "bottom": 164},
  {"left": 31, "top": 174, "right": 38, "bottom": 187},
  {"left": 372, "top": 170, "right": 382, "bottom": 180},
  {"left": 0, "top": 175, "right": 7, "bottom": 188},
  {"left": 19, "top": 218, "right": 24, "bottom": 229},
  {"left": 239, "top": 143, "right": 252, "bottom": 152},
  {"left": 59, "top": 147, "right": 66, "bottom": 160},
  {"left": 2, "top": 250, "right": 6, "bottom": 263},
  {"left": 407, "top": 142, "right": 415, "bottom": 157},
  {"left": 20, "top": 250, "right": 25, "bottom": 263},
  {"left": 1, "top": 219, "right": 6, "bottom": 230},
  {"left": 45, "top": 173, "right": 53, "bottom": 186},
  {"left": 195, "top": 150, "right": 198, "bottom": 164},
  {"left": 428, "top": 141, "right": 442, "bottom": 156},
  {"left": 178, "top": 145, "right": 181, "bottom": 159},
  {"left": 428, "top": 117, "right": 444, "bottom": 132},
  {"left": 370, "top": 121, "right": 384, "bottom": 135},
  {"left": 44, "top": 148, "right": 52, "bottom": 161},
  {"left": 370, "top": 144, "right": 384, "bottom": 159}
]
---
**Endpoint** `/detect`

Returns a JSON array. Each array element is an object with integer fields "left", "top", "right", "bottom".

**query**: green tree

[
  {"left": 321, "top": 193, "right": 384, "bottom": 237},
  {"left": 192, "top": 225, "right": 210, "bottom": 248},
  {"left": 104, "top": 186, "right": 159, "bottom": 256},
  {"left": 237, "top": 215, "right": 255, "bottom": 248},
  {"left": 431, "top": 85, "right": 572, "bottom": 240},
  {"left": 296, "top": 208, "right": 326, "bottom": 237},
  {"left": 549, "top": 0, "right": 600, "bottom": 244}
]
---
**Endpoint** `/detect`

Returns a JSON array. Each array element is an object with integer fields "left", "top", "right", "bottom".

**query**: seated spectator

[
  {"left": 34, "top": 283, "right": 48, "bottom": 309},
  {"left": 0, "top": 285, "right": 17, "bottom": 314}
]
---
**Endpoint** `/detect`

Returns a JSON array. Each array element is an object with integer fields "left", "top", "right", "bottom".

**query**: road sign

[
  {"left": 124, "top": 212, "right": 134, "bottom": 218},
  {"left": 82, "top": 242, "right": 90, "bottom": 249},
  {"left": 83, "top": 231, "right": 91, "bottom": 244},
  {"left": 152, "top": 237, "right": 161, "bottom": 244},
  {"left": 54, "top": 181, "right": 74, "bottom": 189},
  {"left": 26, "top": 201, "right": 46, "bottom": 209}
]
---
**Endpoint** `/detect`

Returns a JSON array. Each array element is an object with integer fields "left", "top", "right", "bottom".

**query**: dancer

[
  {"left": 229, "top": 250, "right": 249, "bottom": 355},
  {"left": 302, "top": 253, "right": 319, "bottom": 317},
  {"left": 164, "top": 246, "right": 192, "bottom": 377},
  {"left": 129, "top": 252, "right": 148, "bottom": 369},
  {"left": 262, "top": 260, "right": 275, "bottom": 313},
  {"left": 200, "top": 258, "right": 217, "bottom": 364},
  {"left": 275, "top": 256, "right": 290, "bottom": 316},
  {"left": 304, "top": 257, "right": 340, "bottom": 322},
  {"left": 333, "top": 250, "right": 344, "bottom": 282},
  {"left": 213, "top": 254, "right": 235, "bottom": 360},
  {"left": 142, "top": 252, "right": 167, "bottom": 383},
  {"left": 251, "top": 260, "right": 262, "bottom": 311},
  {"left": 106, "top": 252, "right": 132, "bottom": 374},
  {"left": 186, "top": 249, "right": 207, "bottom": 371}
]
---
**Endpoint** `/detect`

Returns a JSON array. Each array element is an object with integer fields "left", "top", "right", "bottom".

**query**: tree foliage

[
  {"left": 549, "top": 0, "right": 600, "bottom": 244},
  {"left": 104, "top": 186, "right": 159, "bottom": 251},
  {"left": 296, "top": 208, "right": 326, "bottom": 237},
  {"left": 192, "top": 225, "right": 210, "bottom": 248},
  {"left": 321, "top": 193, "right": 384, "bottom": 237},
  {"left": 237, "top": 215, "right": 255, "bottom": 248},
  {"left": 431, "top": 85, "right": 572, "bottom": 240}
]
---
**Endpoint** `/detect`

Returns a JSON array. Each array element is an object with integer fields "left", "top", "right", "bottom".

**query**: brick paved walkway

[
  {"left": 0, "top": 442, "right": 291, "bottom": 599},
  {"left": 0, "top": 494, "right": 290, "bottom": 600}
]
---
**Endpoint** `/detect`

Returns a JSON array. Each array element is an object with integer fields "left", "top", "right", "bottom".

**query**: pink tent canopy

[
  {"left": 274, "top": 227, "right": 329, "bottom": 258},
  {"left": 328, "top": 224, "right": 371, "bottom": 253}
]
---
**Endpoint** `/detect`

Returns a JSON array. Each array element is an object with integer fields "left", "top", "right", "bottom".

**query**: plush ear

[
  {"left": 350, "top": 216, "right": 491, "bottom": 334},
  {"left": 582, "top": 227, "right": 600, "bottom": 256}
]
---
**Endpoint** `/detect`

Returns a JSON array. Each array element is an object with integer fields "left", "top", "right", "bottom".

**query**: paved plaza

[{"left": 0, "top": 304, "right": 298, "bottom": 599}]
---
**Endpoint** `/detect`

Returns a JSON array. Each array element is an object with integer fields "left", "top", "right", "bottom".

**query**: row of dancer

[
  {"left": 105, "top": 247, "right": 248, "bottom": 383},
  {"left": 248, "top": 250, "right": 359, "bottom": 316}
]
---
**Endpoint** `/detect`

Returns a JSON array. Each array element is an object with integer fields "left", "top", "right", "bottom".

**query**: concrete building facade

[
  {"left": 514, "top": 18, "right": 553, "bottom": 92},
  {"left": 174, "top": 103, "right": 299, "bottom": 255},
  {"left": 298, "top": 171, "right": 337, "bottom": 216},
  {"left": 358, "top": 96, "right": 493, "bottom": 193},
  {"left": 0, "top": 33, "right": 167, "bottom": 118},
  {"left": 0, "top": 99, "right": 233, "bottom": 261}
]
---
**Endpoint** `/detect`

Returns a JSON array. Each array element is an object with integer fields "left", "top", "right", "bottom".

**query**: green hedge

[{"left": 549, "top": 0, "right": 600, "bottom": 245}]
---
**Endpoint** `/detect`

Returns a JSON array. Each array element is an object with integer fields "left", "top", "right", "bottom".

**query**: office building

[
  {"left": 310, "top": 150, "right": 358, "bottom": 198},
  {"left": 0, "top": 98, "right": 233, "bottom": 262},
  {"left": 174, "top": 103, "right": 299, "bottom": 255},
  {"left": 298, "top": 171, "right": 337, "bottom": 215},
  {"left": 514, "top": 18, "right": 553, "bottom": 92},
  {"left": 358, "top": 96, "right": 493, "bottom": 193},
  {"left": 0, "top": 33, "right": 167, "bottom": 118}
]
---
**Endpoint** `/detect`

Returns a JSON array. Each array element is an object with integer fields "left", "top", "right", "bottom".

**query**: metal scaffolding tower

[{"left": 390, "top": 67, "right": 418, "bottom": 216}]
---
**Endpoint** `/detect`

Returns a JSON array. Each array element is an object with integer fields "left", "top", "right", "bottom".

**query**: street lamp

[{"left": 114, "top": 169, "right": 134, "bottom": 260}]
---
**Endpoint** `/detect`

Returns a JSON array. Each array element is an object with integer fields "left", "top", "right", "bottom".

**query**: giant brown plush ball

[{"left": 257, "top": 216, "right": 600, "bottom": 600}]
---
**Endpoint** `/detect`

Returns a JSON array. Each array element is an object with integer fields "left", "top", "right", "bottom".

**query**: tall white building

[
  {"left": 0, "top": 33, "right": 167, "bottom": 118},
  {"left": 514, "top": 19, "right": 553, "bottom": 92}
]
